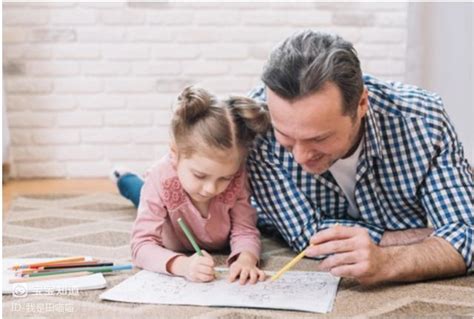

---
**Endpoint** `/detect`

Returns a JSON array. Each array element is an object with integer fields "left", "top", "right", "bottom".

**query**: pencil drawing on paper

[{"left": 100, "top": 269, "right": 340, "bottom": 313}]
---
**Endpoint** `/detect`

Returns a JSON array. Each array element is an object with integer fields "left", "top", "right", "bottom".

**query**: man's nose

[{"left": 291, "top": 142, "right": 314, "bottom": 165}]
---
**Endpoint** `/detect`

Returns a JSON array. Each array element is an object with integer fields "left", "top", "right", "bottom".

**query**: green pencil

[
  {"left": 27, "top": 264, "right": 132, "bottom": 277},
  {"left": 177, "top": 217, "right": 203, "bottom": 256}
]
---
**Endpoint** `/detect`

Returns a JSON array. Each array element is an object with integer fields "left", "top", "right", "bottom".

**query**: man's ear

[
  {"left": 169, "top": 142, "right": 178, "bottom": 167},
  {"left": 358, "top": 87, "right": 369, "bottom": 118}
]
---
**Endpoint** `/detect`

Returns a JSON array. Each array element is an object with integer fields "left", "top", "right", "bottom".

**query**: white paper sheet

[
  {"left": 3, "top": 258, "right": 107, "bottom": 295},
  {"left": 100, "top": 269, "right": 340, "bottom": 313}
]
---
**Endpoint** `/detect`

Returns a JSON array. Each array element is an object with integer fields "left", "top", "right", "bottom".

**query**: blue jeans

[{"left": 117, "top": 173, "right": 144, "bottom": 208}]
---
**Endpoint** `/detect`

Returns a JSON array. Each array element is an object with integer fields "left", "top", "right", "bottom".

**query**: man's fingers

[
  {"left": 329, "top": 262, "right": 368, "bottom": 279},
  {"left": 310, "top": 225, "right": 365, "bottom": 245},
  {"left": 318, "top": 251, "right": 359, "bottom": 270},
  {"left": 306, "top": 238, "right": 356, "bottom": 257}
]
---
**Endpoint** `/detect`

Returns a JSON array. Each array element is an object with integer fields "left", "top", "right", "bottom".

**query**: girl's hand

[
  {"left": 168, "top": 251, "right": 215, "bottom": 282},
  {"left": 228, "top": 251, "right": 266, "bottom": 285},
  {"left": 185, "top": 250, "right": 215, "bottom": 282}
]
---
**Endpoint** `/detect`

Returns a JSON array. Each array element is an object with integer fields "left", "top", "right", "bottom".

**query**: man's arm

[
  {"left": 382, "top": 236, "right": 466, "bottom": 282},
  {"left": 379, "top": 228, "right": 433, "bottom": 247},
  {"left": 306, "top": 225, "right": 466, "bottom": 285}
]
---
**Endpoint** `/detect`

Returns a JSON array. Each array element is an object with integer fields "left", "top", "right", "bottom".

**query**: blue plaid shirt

[{"left": 247, "top": 75, "right": 474, "bottom": 272}]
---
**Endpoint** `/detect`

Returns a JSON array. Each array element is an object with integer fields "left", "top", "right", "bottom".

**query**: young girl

[{"left": 126, "top": 86, "right": 269, "bottom": 285}]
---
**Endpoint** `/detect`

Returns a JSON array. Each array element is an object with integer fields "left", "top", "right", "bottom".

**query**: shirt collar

[{"left": 363, "top": 102, "right": 383, "bottom": 161}]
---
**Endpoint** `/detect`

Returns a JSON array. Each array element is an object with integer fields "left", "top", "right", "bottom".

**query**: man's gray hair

[{"left": 262, "top": 30, "right": 363, "bottom": 116}]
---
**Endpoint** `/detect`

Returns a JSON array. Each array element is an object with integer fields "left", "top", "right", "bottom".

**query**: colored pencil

[
  {"left": 177, "top": 218, "right": 203, "bottom": 256},
  {"left": 41, "top": 262, "right": 113, "bottom": 270},
  {"left": 271, "top": 223, "right": 340, "bottom": 281},
  {"left": 16, "top": 262, "right": 115, "bottom": 277},
  {"left": 10, "top": 256, "right": 85, "bottom": 270},
  {"left": 271, "top": 249, "right": 308, "bottom": 281},
  {"left": 27, "top": 264, "right": 133, "bottom": 277},
  {"left": 9, "top": 271, "right": 92, "bottom": 284}
]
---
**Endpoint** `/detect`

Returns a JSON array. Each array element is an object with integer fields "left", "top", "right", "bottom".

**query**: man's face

[{"left": 266, "top": 82, "right": 367, "bottom": 175}]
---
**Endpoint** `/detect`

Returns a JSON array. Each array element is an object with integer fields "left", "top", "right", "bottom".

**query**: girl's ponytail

[
  {"left": 227, "top": 96, "right": 270, "bottom": 147},
  {"left": 175, "top": 86, "right": 214, "bottom": 125}
]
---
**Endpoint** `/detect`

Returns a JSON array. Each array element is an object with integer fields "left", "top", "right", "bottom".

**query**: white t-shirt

[{"left": 328, "top": 138, "right": 364, "bottom": 218}]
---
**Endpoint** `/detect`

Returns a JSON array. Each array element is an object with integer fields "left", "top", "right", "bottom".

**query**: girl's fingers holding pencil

[
  {"left": 196, "top": 264, "right": 214, "bottom": 275},
  {"left": 196, "top": 271, "right": 215, "bottom": 282},
  {"left": 185, "top": 253, "right": 215, "bottom": 282},
  {"left": 200, "top": 251, "right": 215, "bottom": 267},
  {"left": 185, "top": 265, "right": 214, "bottom": 282}
]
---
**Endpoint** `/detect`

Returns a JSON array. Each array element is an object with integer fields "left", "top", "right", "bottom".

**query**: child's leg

[{"left": 117, "top": 173, "right": 144, "bottom": 208}]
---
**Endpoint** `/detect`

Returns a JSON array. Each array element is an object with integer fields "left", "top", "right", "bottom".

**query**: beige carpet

[{"left": 2, "top": 193, "right": 473, "bottom": 318}]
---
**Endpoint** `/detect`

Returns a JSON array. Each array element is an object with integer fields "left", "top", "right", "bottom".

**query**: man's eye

[{"left": 312, "top": 137, "right": 328, "bottom": 143}]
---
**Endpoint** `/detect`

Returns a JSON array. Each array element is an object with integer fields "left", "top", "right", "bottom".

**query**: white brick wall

[{"left": 3, "top": 2, "right": 408, "bottom": 178}]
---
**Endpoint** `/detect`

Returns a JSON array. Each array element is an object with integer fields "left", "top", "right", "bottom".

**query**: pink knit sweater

[{"left": 130, "top": 155, "right": 261, "bottom": 274}]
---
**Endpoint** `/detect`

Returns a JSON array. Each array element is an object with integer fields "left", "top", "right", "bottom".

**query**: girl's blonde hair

[{"left": 171, "top": 86, "right": 269, "bottom": 157}]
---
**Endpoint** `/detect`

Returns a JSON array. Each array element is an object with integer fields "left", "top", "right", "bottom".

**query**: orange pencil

[
  {"left": 10, "top": 256, "right": 85, "bottom": 270},
  {"left": 35, "top": 260, "right": 102, "bottom": 269}
]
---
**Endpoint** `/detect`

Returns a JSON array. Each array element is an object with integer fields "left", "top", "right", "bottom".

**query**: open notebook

[{"left": 3, "top": 258, "right": 107, "bottom": 295}]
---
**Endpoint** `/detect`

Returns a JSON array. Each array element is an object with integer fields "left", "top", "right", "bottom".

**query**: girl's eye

[
  {"left": 221, "top": 177, "right": 233, "bottom": 181},
  {"left": 194, "top": 174, "right": 205, "bottom": 179}
]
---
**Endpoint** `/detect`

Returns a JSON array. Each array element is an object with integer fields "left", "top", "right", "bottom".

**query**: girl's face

[{"left": 173, "top": 146, "right": 243, "bottom": 205}]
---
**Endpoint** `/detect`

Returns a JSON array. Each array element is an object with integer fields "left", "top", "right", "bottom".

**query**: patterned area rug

[{"left": 3, "top": 193, "right": 474, "bottom": 318}]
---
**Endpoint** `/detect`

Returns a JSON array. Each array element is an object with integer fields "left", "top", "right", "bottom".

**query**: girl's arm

[
  {"left": 226, "top": 171, "right": 262, "bottom": 266},
  {"left": 226, "top": 171, "right": 266, "bottom": 284},
  {"left": 130, "top": 178, "right": 184, "bottom": 274}
]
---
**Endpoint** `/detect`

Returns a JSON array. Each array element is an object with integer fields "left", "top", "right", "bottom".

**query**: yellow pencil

[
  {"left": 271, "top": 223, "right": 340, "bottom": 281},
  {"left": 271, "top": 247, "right": 310, "bottom": 281},
  {"left": 9, "top": 271, "right": 92, "bottom": 284}
]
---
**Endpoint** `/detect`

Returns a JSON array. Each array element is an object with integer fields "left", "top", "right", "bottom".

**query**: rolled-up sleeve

[{"left": 421, "top": 111, "right": 474, "bottom": 273}]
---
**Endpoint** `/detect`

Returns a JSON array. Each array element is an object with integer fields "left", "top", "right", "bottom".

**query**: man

[{"left": 247, "top": 30, "right": 473, "bottom": 285}]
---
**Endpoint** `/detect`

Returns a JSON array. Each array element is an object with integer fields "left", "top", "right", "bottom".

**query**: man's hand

[
  {"left": 168, "top": 251, "right": 216, "bottom": 282},
  {"left": 228, "top": 251, "right": 266, "bottom": 285},
  {"left": 305, "top": 225, "right": 467, "bottom": 285},
  {"left": 306, "top": 225, "right": 391, "bottom": 285}
]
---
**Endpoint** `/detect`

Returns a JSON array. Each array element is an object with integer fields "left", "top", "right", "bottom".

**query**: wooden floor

[{"left": 2, "top": 179, "right": 118, "bottom": 218}]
